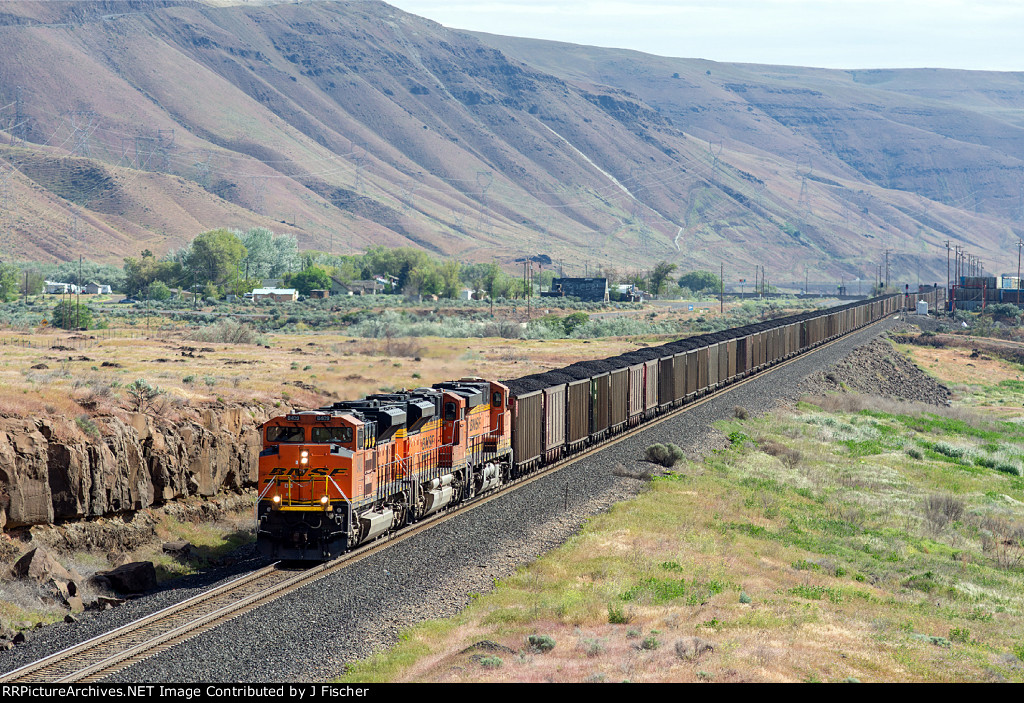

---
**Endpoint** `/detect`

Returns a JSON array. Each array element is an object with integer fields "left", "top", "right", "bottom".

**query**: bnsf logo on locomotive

[{"left": 264, "top": 466, "right": 348, "bottom": 479}]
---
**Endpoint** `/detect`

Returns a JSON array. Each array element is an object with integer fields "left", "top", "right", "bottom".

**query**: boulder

[
  {"left": 65, "top": 596, "right": 84, "bottom": 614},
  {"left": 12, "top": 547, "right": 73, "bottom": 584},
  {"left": 99, "top": 561, "right": 156, "bottom": 593},
  {"left": 94, "top": 595, "right": 125, "bottom": 610},
  {"left": 162, "top": 540, "right": 192, "bottom": 559}
]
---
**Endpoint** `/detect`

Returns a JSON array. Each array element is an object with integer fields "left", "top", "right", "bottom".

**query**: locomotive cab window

[
  {"left": 492, "top": 392, "right": 502, "bottom": 408},
  {"left": 266, "top": 426, "right": 305, "bottom": 443},
  {"left": 311, "top": 426, "right": 353, "bottom": 443},
  {"left": 445, "top": 402, "right": 457, "bottom": 421}
]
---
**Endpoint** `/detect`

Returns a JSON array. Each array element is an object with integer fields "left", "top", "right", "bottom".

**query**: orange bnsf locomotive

[{"left": 256, "top": 379, "right": 512, "bottom": 560}]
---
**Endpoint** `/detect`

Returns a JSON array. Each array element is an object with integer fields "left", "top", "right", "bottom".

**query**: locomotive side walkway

[{"left": 1, "top": 315, "right": 908, "bottom": 683}]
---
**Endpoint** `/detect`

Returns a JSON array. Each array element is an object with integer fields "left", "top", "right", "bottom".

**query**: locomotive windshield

[
  {"left": 311, "top": 426, "right": 354, "bottom": 443},
  {"left": 266, "top": 426, "right": 305, "bottom": 443}
]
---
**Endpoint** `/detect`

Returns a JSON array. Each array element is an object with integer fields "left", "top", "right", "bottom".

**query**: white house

[{"left": 44, "top": 281, "right": 79, "bottom": 294}]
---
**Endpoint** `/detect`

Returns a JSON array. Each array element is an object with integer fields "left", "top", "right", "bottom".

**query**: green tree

[
  {"left": 184, "top": 229, "right": 247, "bottom": 287},
  {"left": 404, "top": 265, "right": 444, "bottom": 296},
  {"left": 146, "top": 280, "right": 172, "bottom": 301},
  {"left": 241, "top": 227, "right": 300, "bottom": 279},
  {"left": 678, "top": 270, "right": 722, "bottom": 293},
  {"left": 0, "top": 263, "right": 20, "bottom": 301},
  {"left": 649, "top": 261, "right": 679, "bottom": 296},
  {"left": 123, "top": 253, "right": 183, "bottom": 296},
  {"left": 52, "top": 301, "right": 93, "bottom": 330},
  {"left": 284, "top": 266, "right": 332, "bottom": 296},
  {"left": 438, "top": 259, "right": 462, "bottom": 298}
]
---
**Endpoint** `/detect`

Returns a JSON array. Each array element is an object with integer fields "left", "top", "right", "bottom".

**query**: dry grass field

[{"left": 0, "top": 318, "right": 650, "bottom": 432}]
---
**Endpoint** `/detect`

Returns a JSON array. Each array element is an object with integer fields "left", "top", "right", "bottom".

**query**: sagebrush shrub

[{"left": 645, "top": 443, "right": 685, "bottom": 467}]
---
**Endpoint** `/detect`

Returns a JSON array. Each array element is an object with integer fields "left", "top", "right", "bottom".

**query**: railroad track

[{"left": 0, "top": 315, "right": 896, "bottom": 683}]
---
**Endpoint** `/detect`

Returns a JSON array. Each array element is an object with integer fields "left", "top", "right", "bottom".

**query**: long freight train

[{"left": 256, "top": 290, "right": 942, "bottom": 560}]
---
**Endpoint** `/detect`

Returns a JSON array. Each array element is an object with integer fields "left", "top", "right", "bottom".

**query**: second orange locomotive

[{"left": 256, "top": 379, "right": 511, "bottom": 560}]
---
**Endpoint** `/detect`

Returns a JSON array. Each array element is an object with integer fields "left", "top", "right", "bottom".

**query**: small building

[
  {"left": 251, "top": 287, "right": 298, "bottom": 302},
  {"left": 542, "top": 277, "right": 609, "bottom": 302},
  {"left": 44, "top": 281, "right": 79, "bottom": 294},
  {"left": 309, "top": 289, "right": 329, "bottom": 299},
  {"left": 459, "top": 288, "right": 475, "bottom": 301},
  {"left": 83, "top": 282, "right": 111, "bottom": 295},
  {"left": 330, "top": 277, "right": 379, "bottom": 296}
]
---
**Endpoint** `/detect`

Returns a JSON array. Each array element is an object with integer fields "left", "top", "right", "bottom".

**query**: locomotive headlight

[
  {"left": 300, "top": 458, "right": 308, "bottom": 464},
  {"left": 272, "top": 495, "right": 281, "bottom": 504},
  {"left": 320, "top": 495, "right": 330, "bottom": 505},
  {"left": 301, "top": 450, "right": 309, "bottom": 458}
]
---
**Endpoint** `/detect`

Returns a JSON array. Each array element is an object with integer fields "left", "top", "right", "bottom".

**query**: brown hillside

[{"left": 0, "top": 0, "right": 1019, "bottom": 284}]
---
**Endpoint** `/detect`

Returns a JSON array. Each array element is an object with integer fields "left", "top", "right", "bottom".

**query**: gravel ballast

[{"left": 0, "top": 316, "right": 911, "bottom": 683}]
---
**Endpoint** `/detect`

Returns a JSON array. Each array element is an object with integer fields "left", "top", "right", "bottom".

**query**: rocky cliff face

[{"left": 0, "top": 406, "right": 265, "bottom": 530}]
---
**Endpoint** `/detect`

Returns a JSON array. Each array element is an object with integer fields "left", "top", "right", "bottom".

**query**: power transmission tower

[
  {"left": 67, "top": 111, "right": 99, "bottom": 157},
  {"left": 134, "top": 135, "right": 156, "bottom": 170},
  {"left": 192, "top": 150, "right": 212, "bottom": 188},
  {"left": 9, "top": 86, "right": 26, "bottom": 146},
  {"left": 475, "top": 170, "right": 493, "bottom": 233},
  {"left": 707, "top": 140, "right": 723, "bottom": 187},
  {"left": 353, "top": 147, "right": 366, "bottom": 194},
  {"left": 117, "top": 137, "right": 133, "bottom": 167},
  {"left": 797, "top": 159, "right": 812, "bottom": 217},
  {"left": 637, "top": 214, "right": 652, "bottom": 256},
  {"left": 155, "top": 129, "right": 175, "bottom": 171}
]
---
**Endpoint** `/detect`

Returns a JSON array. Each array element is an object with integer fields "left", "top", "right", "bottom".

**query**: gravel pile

[
  {"left": 800, "top": 337, "right": 952, "bottom": 406},
  {"left": 1, "top": 316, "right": 904, "bottom": 683}
]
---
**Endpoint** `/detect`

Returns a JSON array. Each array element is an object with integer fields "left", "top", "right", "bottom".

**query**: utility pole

[
  {"left": 945, "top": 240, "right": 950, "bottom": 299},
  {"left": 720, "top": 262, "right": 724, "bottom": 314},
  {"left": 884, "top": 249, "right": 890, "bottom": 291},
  {"left": 76, "top": 255, "right": 82, "bottom": 329},
  {"left": 1017, "top": 240, "right": 1023, "bottom": 305},
  {"left": 10, "top": 86, "right": 24, "bottom": 146}
]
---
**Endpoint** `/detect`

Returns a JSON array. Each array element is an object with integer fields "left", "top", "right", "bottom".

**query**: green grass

[{"left": 335, "top": 386, "right": 1024, "bottom": 683}]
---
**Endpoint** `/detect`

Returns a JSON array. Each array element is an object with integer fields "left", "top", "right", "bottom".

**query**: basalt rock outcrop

[{"left": 0, "top": 406, "right": 267, "bottom": 530}]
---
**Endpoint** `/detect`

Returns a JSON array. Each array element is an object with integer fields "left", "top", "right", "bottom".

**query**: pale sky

[{"left": 383, "top": 0, "right": 1024, "bottom": 71}]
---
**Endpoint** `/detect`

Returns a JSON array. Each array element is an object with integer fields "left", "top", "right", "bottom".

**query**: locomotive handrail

[{"left": 326, "top": 477, "right": 354, "bottom": 541}]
